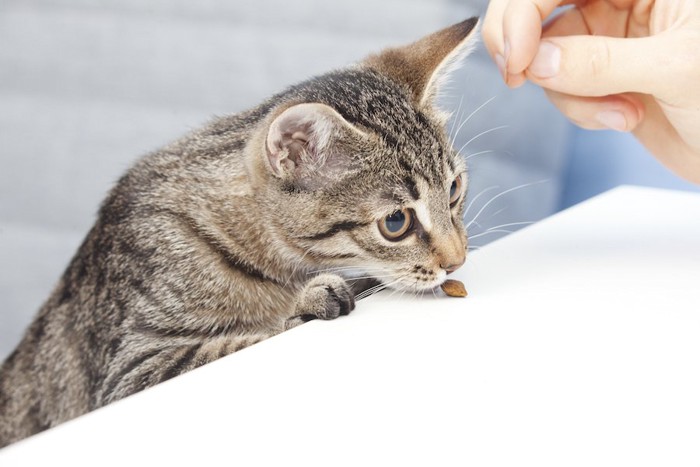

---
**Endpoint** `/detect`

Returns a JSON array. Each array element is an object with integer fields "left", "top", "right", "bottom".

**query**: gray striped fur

[{"left": 0, "top": 17, "right": 477, "bottom": 447}]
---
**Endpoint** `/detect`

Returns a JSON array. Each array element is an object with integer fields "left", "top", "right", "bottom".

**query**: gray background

[{"left": 1, "top": 0, "right": 697, "bottom": 361}]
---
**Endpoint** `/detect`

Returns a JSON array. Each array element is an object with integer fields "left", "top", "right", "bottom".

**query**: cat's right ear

[
  {"left": 363, "top": 17, "right": 479, "bottom": 108},
  {"left": 265, "top": 103, "right": 364, "bottom": 187}
]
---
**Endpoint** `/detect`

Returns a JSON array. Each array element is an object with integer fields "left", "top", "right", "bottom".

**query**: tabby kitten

[{"left": 0, "top": 17, "right": 477, "bottom": 447}]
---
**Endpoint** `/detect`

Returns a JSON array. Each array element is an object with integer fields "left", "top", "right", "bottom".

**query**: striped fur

[{"left": 0, "top": 18, "right": 478, "bottom": 447}]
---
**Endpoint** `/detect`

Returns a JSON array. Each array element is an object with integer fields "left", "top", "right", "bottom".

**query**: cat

[{"left": 0, "top": 17, "right": 477, "bottom": 448}]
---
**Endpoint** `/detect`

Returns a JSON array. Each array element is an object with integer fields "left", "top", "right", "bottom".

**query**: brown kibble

[{"left": 440, "top": 279, "right": 468, "bottom": 297}]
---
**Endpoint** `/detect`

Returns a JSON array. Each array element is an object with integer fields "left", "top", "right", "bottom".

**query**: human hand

[{"left": 482, "top": 0, "right": 700, "bottom": 184}]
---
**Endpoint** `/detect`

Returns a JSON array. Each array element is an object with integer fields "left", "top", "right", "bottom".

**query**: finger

[
  {"left": 482, "top": 0, "right": 511, "bottom": 79},
  {"left": 483, "top": 0, "right": 572, "bottom": 86},
  {"left": 506, "top": 73, "right": 528, "bottom": 88},
  {"left": 526, "top": 34, "right": 681, "bottom": 99},
  {"left": 544, "top": 90, "right": 645, "bottom": 131},
  {"left": 502, "top": 0, "right": 576, "bottom": 74},
  {"left": 482, "top": 0, "right": 510, "bottom": 58}
]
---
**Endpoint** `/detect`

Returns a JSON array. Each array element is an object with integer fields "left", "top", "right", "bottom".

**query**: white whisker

[
  {"left": 457, "top": 125, "right": 510, "bottom": 155},
  {"left": 488, "top": 207, "right": 507, "bottom": 218},
  {"left": 282, "top": 245, "right": 314, "bottom": 288},
  {"left": 356, "top": 285, "right": 385, "bottom": 301},
  {"left": 448, "top": 95, "right": 464, "bottom": 147},
  {"left": 356, "top": 275, "right": 406, "bottom": 301},
  {"left": 356, "top": 275, "right": 403, "bottom": 300},
  {"left": 485, "top": 221, "right": 535, "bottom": 231},
  {"left": 468, "top": 229, "right": 514, "bottom": 240},
  {"left": 465, "top": 149, "right": 496, "bottom": 160},
  {"left": 465, "top": 180, "right": 549, "bottom": 231},
  {"left": 463, "top": 185, "right": 499, "bottom": 219},
  {"left": 348, "top": 273, "right": 403, "bottom": 281},
  {"left": 451, "top": 95, "right": 498, "bottom": 148},
  {"left": 310, "top": 265, "right": 384, "bottom": 276}
]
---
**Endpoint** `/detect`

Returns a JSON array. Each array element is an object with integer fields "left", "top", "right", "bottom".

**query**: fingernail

[
  {"left": 529, "top": 41, "right": 560, "bottom": 78},
  {"left": 596, "top": 111, "right": 628, "bottom": 132}
]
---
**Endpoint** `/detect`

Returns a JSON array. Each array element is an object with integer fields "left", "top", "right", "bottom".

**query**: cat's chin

[{"left": 393, "top": 271, "right": 449, "bottom": 294}]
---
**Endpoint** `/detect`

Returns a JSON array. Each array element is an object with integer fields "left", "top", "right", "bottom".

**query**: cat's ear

[
  {"left": 364, "top": 17, "right": 479, "bottom": 107},
  {"left": 265, "top": 103, "right": 364, "bottom": 187}
]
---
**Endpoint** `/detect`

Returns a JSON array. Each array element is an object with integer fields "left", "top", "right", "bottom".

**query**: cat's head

[{"left": 251, "top": 18, "right": 479, "bottom": 293}]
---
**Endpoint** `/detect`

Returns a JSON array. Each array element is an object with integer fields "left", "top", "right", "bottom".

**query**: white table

[{"left": 2, "top": 186, "right": 700, "bottom": 466}]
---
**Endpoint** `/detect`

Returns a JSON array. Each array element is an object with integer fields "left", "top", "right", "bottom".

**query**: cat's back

[{"left": 0, "top": 107, "right": 265, "bottom": 448}]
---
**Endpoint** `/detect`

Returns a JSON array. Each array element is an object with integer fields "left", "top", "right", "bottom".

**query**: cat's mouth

[
  {"left": 348, "top": 267, "right": 449, "bottom": 299},
  {"left": 391, "top": 268, "right": 449, "bottom": 294}
]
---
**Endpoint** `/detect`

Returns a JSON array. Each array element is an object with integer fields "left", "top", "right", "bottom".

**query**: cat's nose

[
  {"left": 436, "top": 230, "right": 466, "bottom": 274},
  {"left": 440, "top": 256, "right": 465, "bottom": 274}
]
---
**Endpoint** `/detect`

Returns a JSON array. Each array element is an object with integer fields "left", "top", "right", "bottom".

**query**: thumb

[{"left": 525, "top": 34, "right": 678, "bottom": 100}]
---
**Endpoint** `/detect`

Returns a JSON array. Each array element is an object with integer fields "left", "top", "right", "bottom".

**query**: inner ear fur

[
  {"left": 265, "top": 102, "right": 366, "bottom": 184},
  {"left": 363, "top": 17, "right": 479, "bottom": 108}
]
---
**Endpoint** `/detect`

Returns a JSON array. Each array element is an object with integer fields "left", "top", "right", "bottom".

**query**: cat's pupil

[
  {"left": 450, "top": 180, "right": 458, "bottom": 199},
  {"left": 385, "top": 210, "right": 406, "bottom": 233}
]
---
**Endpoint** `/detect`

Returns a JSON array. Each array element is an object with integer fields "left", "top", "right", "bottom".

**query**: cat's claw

[{"left": 285, "top": 274, "right": 355, "bottom": 330}]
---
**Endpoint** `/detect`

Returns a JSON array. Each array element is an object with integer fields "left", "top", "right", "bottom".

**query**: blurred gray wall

[{"left": 0, "top": 0, "right": 571, "bottom": 360}]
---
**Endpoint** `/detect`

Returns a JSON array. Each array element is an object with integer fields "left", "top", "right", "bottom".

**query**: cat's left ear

[
  {"left": 364, "top": 17, "right": 479, "bottom": 108},
  {"left": 265, "top": 103, "right": 365, "bottom": 188}
]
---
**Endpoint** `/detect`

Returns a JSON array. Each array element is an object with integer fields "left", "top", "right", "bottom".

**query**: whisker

[
  {"left": 465, "top": 149, "right": 514, "bottom": 161},
  {"left": 465, "top": 180, "right": 549, "bottom": 231},
  {"left": 356, "top": 286, "right": 385, "bottom": 301},
  {"left": 357, "top": 284, "right": 390, "bottom": 301},
  {"left": 347, "top": 273, "right": 403, "bottom": 281},
  {"left": 468, "top": 229, "right": 514, "bottom": 240},
  {"left": 387, "top": 274, "right": 424, "bottom": 301},
  {"left": 309, "top": 266, "right": 384, "bottom": 276},
  {"left": 484, "top": 221, "right": 536, "bottom": 231},
  {"left": 488, "top": 207, "right": 507, "bottom": 218},
  {"left": 355, "top": 276, "right": 404, "bottom": 300},
  {"left": 358, "top": 273, "right": 404, "bottom": 295},
  {"left": 448, "top": 95, "right": 465, "bottom": 147},
  {"left": 451, "top": 95, "right": 498, "bottom": 148},
  {"left": 282, "top": 246, "right": 314, "bottom": 288},
  {"left": 465, "top": 149, "right": 496, "bottom": 161},
  {"left": 456, "top": 125, "right": 510, "bottom": 155},
  {"left": 463, "top": 185, "right": 499, "bottom": 219}
]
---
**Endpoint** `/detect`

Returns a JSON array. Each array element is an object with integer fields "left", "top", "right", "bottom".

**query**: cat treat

[{"left": 441, "top": 279, "right": 468, "bottom": 298}]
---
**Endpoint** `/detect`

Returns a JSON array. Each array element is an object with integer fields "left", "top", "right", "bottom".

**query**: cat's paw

[{"left": 285, "top": 274, "right": 355, "bottom": 330}]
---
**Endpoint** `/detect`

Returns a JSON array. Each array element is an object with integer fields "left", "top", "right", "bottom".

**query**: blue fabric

[{"left": 561, "top": 128, "right": 700, "bottom": 210}]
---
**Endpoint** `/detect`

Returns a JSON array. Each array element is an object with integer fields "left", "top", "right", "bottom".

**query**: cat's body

[{"left": 0, "top": 18, "right": 477, "bottom": 448}]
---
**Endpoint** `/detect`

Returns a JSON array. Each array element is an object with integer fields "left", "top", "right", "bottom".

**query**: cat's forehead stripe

[
  {"left": 404, "top": 177, "right": 420, "bottom": 200},
  {"left": 299, "top": 220, "right": 371, "bottom": 241}
]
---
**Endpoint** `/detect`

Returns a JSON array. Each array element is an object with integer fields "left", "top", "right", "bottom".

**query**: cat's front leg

[{"left": 285, "top": 274, "right": 355, "bottom": 330}]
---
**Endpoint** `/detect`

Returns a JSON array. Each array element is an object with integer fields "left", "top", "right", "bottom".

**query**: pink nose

[{"left": 441, "top": 257, "right": 465, "bottom": 274}]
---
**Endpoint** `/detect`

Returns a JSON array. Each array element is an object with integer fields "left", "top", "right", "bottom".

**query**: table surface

[{"left": 2, "top": 185, "right": 700, "bottom": 466}]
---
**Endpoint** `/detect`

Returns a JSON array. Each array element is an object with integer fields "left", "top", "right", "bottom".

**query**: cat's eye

[
  {"left": 378, "top": 209, "right": 413, "bottom": 240},
  {"left": 449, "top": 175, "right": 463, "bottom": 207}
]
